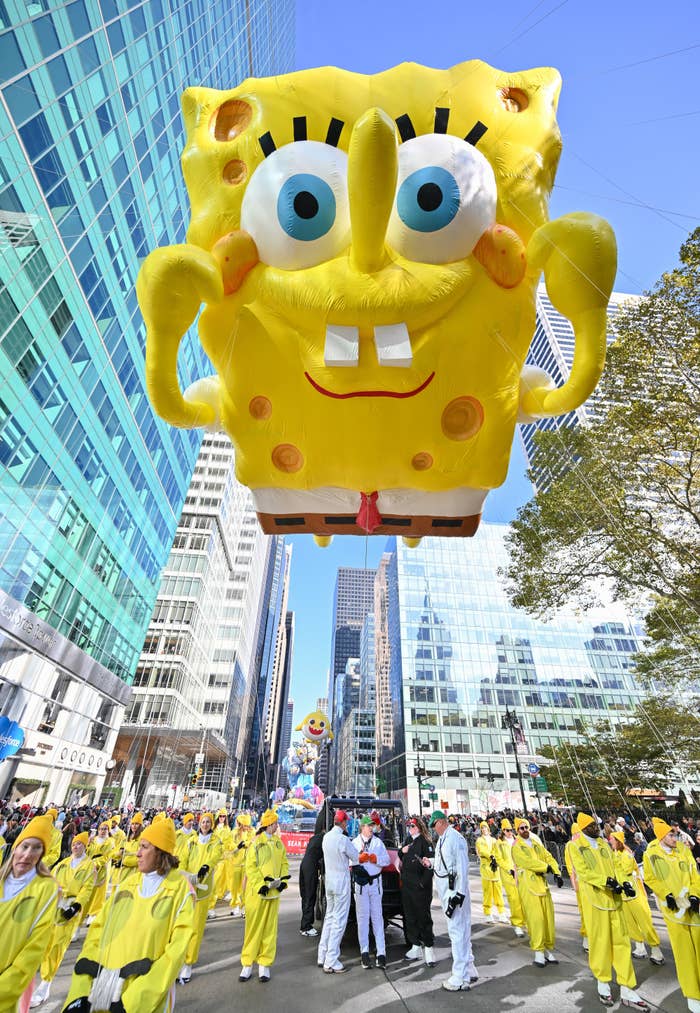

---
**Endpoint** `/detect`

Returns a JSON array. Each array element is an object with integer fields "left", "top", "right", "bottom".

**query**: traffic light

[{"left": 189, "top": 766, "right": 203, "bottom": 787}]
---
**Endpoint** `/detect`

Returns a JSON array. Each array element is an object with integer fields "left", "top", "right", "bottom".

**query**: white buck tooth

[
  {"left": 374, "top": 322, "right": 413, "bottom": 367},
  {"left": 324, "top": 324, "right": 360, "bottom": 367}
]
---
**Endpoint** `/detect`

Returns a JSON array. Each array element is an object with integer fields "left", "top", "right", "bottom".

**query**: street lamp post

[{"left": 502, "top": 707, "right": 528, "bottom": 816}]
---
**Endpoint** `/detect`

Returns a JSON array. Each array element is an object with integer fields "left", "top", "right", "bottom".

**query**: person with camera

[
  {"left": 643, "top": 816, "right": 700, "bottom": 1013},
  {"left": 426, "top": 810, "right": 478, "bottom": 992},
  {"left": 399, "top": 816, "right": 436, "bottom": 965},
  {"left": 570, "top": 812, "right": 649, "bottom": 1010},
  {"left": 512, "top": 817, "right": 562, "bottom": 968},
  {"left": 352, "top": 816, "right": 391, "bottom": 970}
]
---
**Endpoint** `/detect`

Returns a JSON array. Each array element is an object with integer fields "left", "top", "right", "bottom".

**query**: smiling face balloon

[
  {"left": 137, "top": 60, "right": 616, "bottom": 543},
  {"left": 295, "top": 710, "right": 333, "bottom": 745}
]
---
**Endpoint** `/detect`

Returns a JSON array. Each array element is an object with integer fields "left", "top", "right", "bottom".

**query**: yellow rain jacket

[
  {"left": 64, "top": 868, "right": 195, "bottom": 1013},
  {"left": 512, "top": 836, "right": 559, "bottom": 952},
  {"left": 211, "top": 821, "right": 235, "bottom": 905},
  {"left": 41, "top": 855, "right": 97, "bottom": 981},
  {"left": 476, "top": 831, "right": 504, "bottom": 914},
  {"left": 46, "top": 824, "right": 62, "bottom": 868},
  {"left": 612, "top": 846, "right": 660, "bottom": 946},
  {"left": 564, "top": 837, "right": 587, "bottom": 939},
  {"left": 241, "top": 831, "right": 290, "bottom": 967},
  {"left": 0, "top": 872, "right": 59, "bottom": 1012},
  {"left": 181, "top": 832, "right": 223, "bottom": 964},
  {"left": 643, "top": 839, "right": 700, "bottom": 1002},
  {"left": 86, "top": 834, "right": 115, "bottom": 917},
  {"left": 494, "top": 836, "right": 525, "bottom": 927},
  {"left": 570, "top": 835, "right": 636, "bottom": 988},
  {"left": 174, "top": 826, "right": 196, "bottom": 867}
]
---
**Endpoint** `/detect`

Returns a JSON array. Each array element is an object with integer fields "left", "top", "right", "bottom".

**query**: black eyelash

[
  {"left": 258, "top": 131, "right": 276, "bottom": 157},
  {"left": 464, "top": 120, "right": 488, "bottom": 146},
  {"left": 325, "top": 117, "right": 344, "bottom": 146},
  {"left": 434, "top": 107, "right": 450, "bottom": 133},
  {"left": 396, "top": 113, "right": 416, "bottom": 142},
  {"left": 293, "top": 116, "right": 307, "bottom": 141}
]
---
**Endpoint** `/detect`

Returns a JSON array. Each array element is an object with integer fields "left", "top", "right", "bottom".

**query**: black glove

[
  {"left": 689, "top": 895, "right": 700, "bottom": 914},
  {"left": 111, "top": 858, "right": 122, "bottom": 868},
  {"left": 237, "top": 841, "right": 246, "bottom": 850},
  {"left": 489, "top": 856, "right": 498, "bottom": 872},
  {"left": 63, "top": 1000, "right": 90, "bottom": 1013},
  {"left": 74, "top": 958, "right": 100, "bottom": 978},
  {"left": 622, "top": 881, "right": 636, "bottom": 898},
  {"left": 120, "top": 958, "right": 153, "bottom": 978},
  {"left": 536, "top": 871, "right": 546, "bottom": 878},
  {"left": 109, "top": 1002, "right": 126, "bottom": 1013},
  {"left": 259, "top": 884, "right": 269, "bottom": 896},
  {"left": 509, "top": 869, "right": 515, "bottom": 877},
  {"left": 665, "top": 893, "right": 677, "bottom": 911},
  {"left": 278, "top": 881, "right": 288, "bottom": 891},
  {"left": 61, "top": 902, "right": 81, "bottom": 921},
  {"left": 606, "top": 877, "right": 622, "bottom": 894},
  {"left": 197, "top": 864, "right": 210, "bottom": 882},
  {"left": 546, "top": 865, "right": 554, "bottom": 874},
  {"left": 554, "top": 875, "right": 564, "bottom": 888}
]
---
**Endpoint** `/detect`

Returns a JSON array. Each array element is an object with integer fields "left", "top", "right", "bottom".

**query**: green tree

[
  {"left": 505, "top": 229, "right": 700, "bottom": 686},
  {"left": 541, "top": 696, "right": 700, "bottom": 810}
]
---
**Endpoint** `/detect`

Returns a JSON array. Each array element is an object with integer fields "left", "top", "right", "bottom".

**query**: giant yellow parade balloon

[{"left": 137, "top": 60, "right": 616, "bottom": 543}]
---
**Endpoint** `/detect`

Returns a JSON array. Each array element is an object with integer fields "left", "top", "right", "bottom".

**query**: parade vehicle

[{"left": 315, "top": 796, "right": 405, "bottom": 929}]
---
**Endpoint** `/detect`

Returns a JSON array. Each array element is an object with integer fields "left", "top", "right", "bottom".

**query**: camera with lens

[{"left": 445, "top": 893, "right": 465, "bottom": 919}]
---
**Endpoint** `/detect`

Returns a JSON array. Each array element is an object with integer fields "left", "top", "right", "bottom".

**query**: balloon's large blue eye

[
  {"left": 277, "top": 173, "right": 336, "bottom": 242},
  {"left": 396, "top": 166, "right": 460, "bottom": 234}
]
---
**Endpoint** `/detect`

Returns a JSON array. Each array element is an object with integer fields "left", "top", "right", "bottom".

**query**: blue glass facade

[
  {"left": 0, "top": 1, "right": 295, "bottom": 683},
  {"left": 380, "top": 525, "right": 649, "bottom": 813}
]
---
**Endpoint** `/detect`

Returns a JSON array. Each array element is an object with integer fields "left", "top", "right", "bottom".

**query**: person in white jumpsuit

[
  {"left": 428, "top": 810, "right": 478, "bottom": 991},
  {"left": 318, "top": 810, "right": 360, "bottom": 973},
  {"left": 353, "top": 816, "right": 391, "bottom": 969}
]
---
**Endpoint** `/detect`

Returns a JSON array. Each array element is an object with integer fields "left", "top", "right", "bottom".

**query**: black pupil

[
  {"left": 294, "top": 190, "right": 318, "bottom": 219},
  {"left": 417, "top": 182, "right": 443, "bottom": 212}
]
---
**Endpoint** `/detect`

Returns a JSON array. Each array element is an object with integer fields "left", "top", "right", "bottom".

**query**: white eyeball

[
  {"left": 241, "top": 141, "right": 350, "bottom": 270},
  {"left": 387, "top": 134, "right": 497, "bottom": 264}
]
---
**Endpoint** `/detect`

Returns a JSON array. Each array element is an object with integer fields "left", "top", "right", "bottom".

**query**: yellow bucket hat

[
  {"left": 501, "top": 818, "right": 512, "bottom": 830},
  {"left": 652, "top": 817, "right": 673, "bottom": 841},
  {"left": 142, "top": 817, "right": 177, "bottom": 855},
  {"left": 610, "top": 830, "right": 625, "bottom": 844},
  {"left": 260, "top": 808, "right": 278, "bottom": 828},
  {"left": 72, "top": 832, "right": 89, "bottom": 848},
  {"left": 514, "top": 817, "right": 529, "bottom": 830},
  {"left": 577, "top": 812, "right": 595, "bottom": 831},
  {"left": 182, "top": 813, "right": 195, "bottom": 825},
  {"left": 130, "top": 812, "right": 144, "bottom": 826},
  {"left": 236, "top": 813, "right": 252, "bottom": 826}
]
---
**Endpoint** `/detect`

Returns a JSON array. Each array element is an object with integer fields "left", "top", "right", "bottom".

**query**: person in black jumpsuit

[
  {"left": 399, "top": 815, "right": 436, "bottom": 965},
  {"left": 299, "top": 812, "right": 325, "bottom": 935}
]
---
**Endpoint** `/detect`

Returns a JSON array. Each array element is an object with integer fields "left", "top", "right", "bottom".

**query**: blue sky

[{"left": 287, "top": 0, "right": 699, "bottom": 724}]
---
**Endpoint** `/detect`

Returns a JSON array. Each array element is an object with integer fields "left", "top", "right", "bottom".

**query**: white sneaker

[
  {"left": 514, "top": 926, "right": 525, "bottom": 938},
  {"left": 650, "top": 945, "right": 665, "bottom": 965},
  {"left": 583, "top": 937, "right": 590, "bottom": 951},
  {"left": 231, "top": 906, "right": 241, "bottom": 918},
  {"left": 323, "top": 963, "right": 347, "bottom": 974},
  {"left": 423, "top": 946, "right": 436, "bottom": 967},
  {"left": 489, "top": 911, "right": 499, "bottom": 923},
  {"left": 300, "top": 927, "right": 318, "bottom": 936},
  {"left": 405, "top": 945, "right": 422, "bottom": 960},
  {"left": 533, "top": 951, "right": 545, "bottom": 967},
  {"left": 545, "top": 950, "right": 558, "bottom": 964},
  {"left": 688, "top": 1000, "right": 700, "bottom": 1013},
  {"left": 30, "top": 981, "right": 50, "bottom": 1008},
  {"left": 442, "top": 977, "right": 469, "bottom": 991},
  {"left": 207, "top": 909, "right": 217, "bottom": 919},
  {"left": 633, "top": 942, "right": 647, "bottom": 958},
  {"left": 178, "top": 963, "right": 192, "bottom": 984},
  {"left": 620, "top": 985, "right": 650, "bottom": 1009},
  {"left": 498, "top": 910, "right": 510, "bottom": 923},
  {"left": 259, "top": 965, "right": 270, "bottom": 982},
  {"left": 239, "top": 965, "right": 252, "bottom": 982}
]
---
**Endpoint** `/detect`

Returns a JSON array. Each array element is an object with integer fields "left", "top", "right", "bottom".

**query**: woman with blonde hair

[
  {"left": 0, "top": 814, "right": 59, "bottom": 1012},
  {"left": 30, "top": 833, "right": 96, "bottom": 1008},
  {"left": 62, "top": 817, "right": 194, "bottom": 1013}
]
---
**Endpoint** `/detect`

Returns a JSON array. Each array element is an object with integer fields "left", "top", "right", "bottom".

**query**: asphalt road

[{"left": 44, "top": 858, "right": 688, "bottom": 1012}]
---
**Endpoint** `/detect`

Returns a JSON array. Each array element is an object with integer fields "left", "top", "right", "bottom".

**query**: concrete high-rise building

[
  {"left": 359, "top": 612, "right": 376, "bottom": 712},
  {"left": 0, "top": 2, "right": 294, "bottom": 804},
  {"left": 335, "top": 707, "right": 375, "bottom": 797},
  {"left": 263, "top": 603, "right": 294, "bottom": 785},
  {"left": 278, "top": 696, "right": 294, "bottom": 786},
  {"left": 314, "top": 694, "right": 330, "bottom": 794},
  {"left": 520, "top": 285, "right": 639, "bottom": 489},
  {"left": 110, "top": 435, "right": 280, "bottom": 809},
  {"left": 377, "top": 525, "right": 652, "bottom": 815}
]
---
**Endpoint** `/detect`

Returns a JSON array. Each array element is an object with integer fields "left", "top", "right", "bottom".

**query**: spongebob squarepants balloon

[
  {"left": 137, "top": 60, "right": 616, "bottom": 542},
  {"left": 296, "top": 710, "right": 333, "bottom": 746}
]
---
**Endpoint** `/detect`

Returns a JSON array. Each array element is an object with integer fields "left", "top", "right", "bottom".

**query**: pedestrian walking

[
  {"left": 643, "top": 817, "right": 700, "bottom": 1013},
  {"left": 239, "top": 809, "right": 290, "bottom": 983},
  {"left": 85, "top": 821, "right": 114, "bottom": 923},
  {"left": 399, "top": 816, "right": 436, "bottom": 965},
  {"left": 610, "top": 830, "right": 664, "bottom": 965},
  {"left": 62, "top": 817, "right": 194, "bottom": 1013},
  {"left": 476, "top": 820, "right": 507, "bottom": 924},
  {"left": 570, "top": 813, "right": 649, "bottom": 1010},
  {"left": 427, "top": 810, "right": 478, "bottom": 992},
  {"left": 317, "top": 810, "right": 360, "bottom": 974},
  {"left": 0, "top": 815, "right": 59, "bottom": 1012},
  {"left": 564, "top": 822, "right": 589, "bottom": 951},
  {"left": 494, "top": 819, "right": 526, "bottom": 938},
  {"left": 229, "top": 813, "right": 254, "bottom": 917},
  {"left": 178, "top": 812, "right": 223, "bottom": 983},
  {"left": 512, "top": 817, "right": 561, "bottom": 968},
  {"left": 353, "top": 816, "right": 391, "bottom": 969},
  {"left": 299, "top": 813, "right": 324, "bottom": 937}
]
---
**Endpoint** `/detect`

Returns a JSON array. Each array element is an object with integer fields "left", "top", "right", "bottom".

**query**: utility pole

[
  {"left": 502, "top": 708, "right": 528, "bottom": 816},
  {"left": 414, "top": 764, "right": 427, "bottom": 813}
]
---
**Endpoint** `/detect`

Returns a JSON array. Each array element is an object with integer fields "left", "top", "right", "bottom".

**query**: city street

[{"left": 44, "top": 857, "right": 688, "bottom": 1012}]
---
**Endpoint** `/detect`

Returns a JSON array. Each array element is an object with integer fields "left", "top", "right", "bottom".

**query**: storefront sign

[{"left": 0, "top": 715, "right": 25, "bottom": 760}]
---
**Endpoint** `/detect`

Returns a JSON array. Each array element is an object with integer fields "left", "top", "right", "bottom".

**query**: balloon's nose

[{"left": 348, "top": 107, "right": 398, "bottom": 273}]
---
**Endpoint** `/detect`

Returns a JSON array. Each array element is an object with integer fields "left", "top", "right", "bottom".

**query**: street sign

[
  {"left": 429, "top": 792, "right": 438, "bottom": 800},
  {"left": 194, "top": 752, "right": 205, "bottom": 764},
  {"left": 441, "top": 800, "right": 449, "bottom": 809},
  {"left": 529, "top": 775, "right": 548, "bottom": 792},
  {"left": 423, "top": 783, "right": 435, "bottom": 791},
  {"left": 527, "top": 763, "right": 540, "bottom": 776}
]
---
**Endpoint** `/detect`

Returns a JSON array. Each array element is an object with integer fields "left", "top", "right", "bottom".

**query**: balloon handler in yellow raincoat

[
  {"left": 44, "top": 808, "right": 63, "bottom": 869},
  {"left": 494, "top": 819, "right": 526, "bottom": 938},
  {"left": 62, "top": 817, "right": 194, "bottom": 1013},
  {"left": 111, "top": 814, "right": 144, "bottom": 887},
  {"left": 610, "top": 830, "right": 664, "bottom": 965},
  {"left": 570, "top": 813, "right": 649, "bottom": 1010},
  {"left": 31, "top": 832, "right": 97, "bottom": 1008},
  {"left": 229, "top": 813, "right": 254, "bottom": 917},
  {"left": 85, "top": 822, "right": 114, "bottom": 923},
  {"left": 511, "top": 817, "right": 562, "bottom": 967},
  {"left": 476, "top": 821, "right": 507, "bottom": 924},
  {"left": 0, "top": 815, "right": 59, "bottom": 1013},
  {"left": 177, "top": 812, "right": 222, "bottom": 984},
  {"left": 239, "top": 809, "right": 290, "bottom": 983},
  {"left": 210, "top": 808, "right": 234, "bottom": 912},
  {"left": 643, "top": 817, "right": 700, "bottom": 1013},
  {"left": 565, "top": 822, "right": 589, "bottom": 951}
]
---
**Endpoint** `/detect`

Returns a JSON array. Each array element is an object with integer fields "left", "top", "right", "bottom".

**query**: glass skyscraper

[
  {"left": 0, "top": 1, "right": 294, "bottom": 804},
  {"left": 378, "top": 525, "right": 649, "bottom": 815}
]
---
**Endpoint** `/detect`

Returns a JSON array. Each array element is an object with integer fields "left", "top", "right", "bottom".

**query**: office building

[
  {"left": 378, "top": 524, "right": 650, "bottom": 815},
  {"left": 0, "top": 1, "right": 293, "bottom": 804},
  {"left": 109, "top": 435, "right": 281, "bottom": 809},
  {"left": 335, "top": 707, "right": 375, "bottom": 797},
  {"left": 263, "top": 603, "right": 294, "bottom": 786},
  {"left": 314, "top": 694, "right": 330, "bottom": 793},
  {"left": 278, "top": 696, "right": 294, "bottom": 786},
  {"left": 520, "top": 285, "right": 639, "bottom": 488}
]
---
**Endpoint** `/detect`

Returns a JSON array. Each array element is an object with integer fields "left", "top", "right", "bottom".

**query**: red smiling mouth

[
  {"left": 308, "top": 727, "right": 323, "bottom": 735},
  {"left": 304, "top": 372, "right": 435, "bottom": 400}
]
